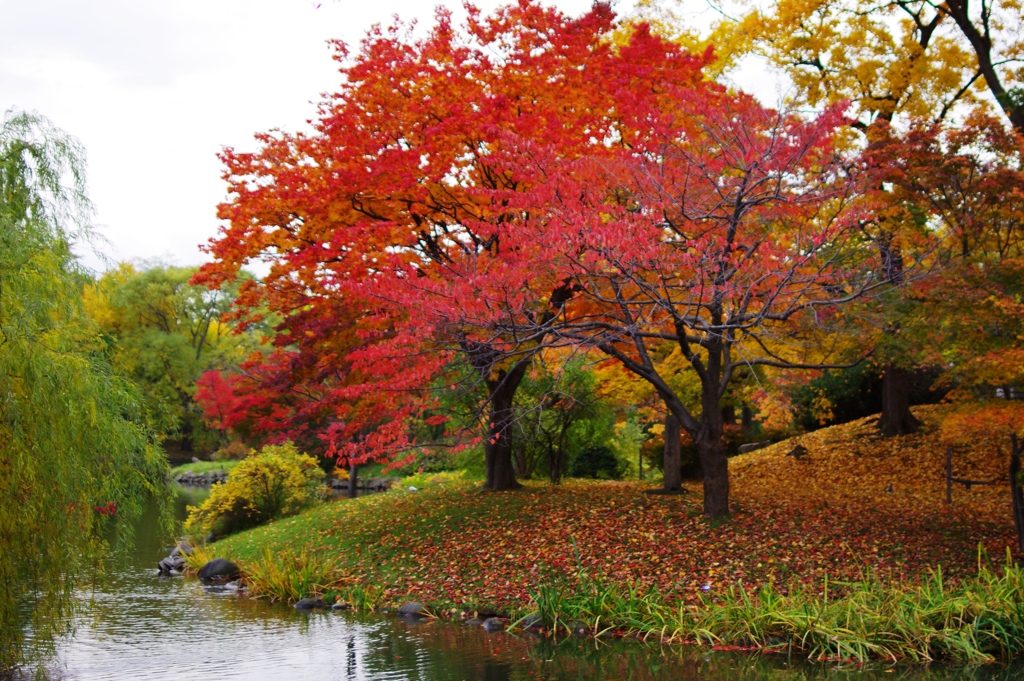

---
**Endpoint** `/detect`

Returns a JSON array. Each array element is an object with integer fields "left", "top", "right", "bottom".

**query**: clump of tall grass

[
  {"left": 181, "top": 542, "right": 215, "bottom": 576},
  {"left": 241, "top": 546, "right": 347, "bottom": 603},
  {"left": 334, "top": 583, "right": 387, "bottom": 611},
  {"left": 527, "top": 549, "right": 1024, "bottom": 663}
]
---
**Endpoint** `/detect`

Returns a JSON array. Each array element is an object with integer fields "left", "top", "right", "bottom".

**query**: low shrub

[
  {"left": 211, "top": 440, "right": 250, "bottom": 461},
  {"left": 335, "top": 583, "right": 386, "bottom": 611},
  {"left": 570, "top": 445, "right": 622, "bottom": 479},
  {"left": 399, "top": 470, "right": 468, "bottom": 489},
  {"left": 184, "top": 443, "right": 328, "bottom": 538}
]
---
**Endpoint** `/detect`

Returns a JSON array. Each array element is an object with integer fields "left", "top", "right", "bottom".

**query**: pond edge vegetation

[
  {"left": 180, "top": 481, "right": 1024, "bottom": 666},
  {"left": 184, "top": 536, "right": 1024, "bottom": 664}
]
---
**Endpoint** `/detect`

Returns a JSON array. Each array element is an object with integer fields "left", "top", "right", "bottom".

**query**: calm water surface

[{"left": 54, "top": 487, "right": 1024, "bottom": 681}]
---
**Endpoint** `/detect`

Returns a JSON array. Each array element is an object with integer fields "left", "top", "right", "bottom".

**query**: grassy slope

[{"left": 215, "top": 405, "right": 1017, "bottom": 611}]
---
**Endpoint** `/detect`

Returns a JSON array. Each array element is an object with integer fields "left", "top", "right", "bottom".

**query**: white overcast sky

[{"left": 3, "top": 0, "right": 783, "bottom": 273}]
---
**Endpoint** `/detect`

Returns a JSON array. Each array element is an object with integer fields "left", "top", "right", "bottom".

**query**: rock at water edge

[
  {"left": 481, "top": 617, "right": 505, "bottom": 632},
  {"left": 398, "top": 601, "right": 426, "bottom": 617},
  {"left": 198, "top": 558, "right": 240, "bottom": 582}
]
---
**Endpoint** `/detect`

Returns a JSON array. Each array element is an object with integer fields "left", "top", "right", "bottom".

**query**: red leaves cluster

[{"left": 92, "top": 502, "right": 116, "bottom": 516}]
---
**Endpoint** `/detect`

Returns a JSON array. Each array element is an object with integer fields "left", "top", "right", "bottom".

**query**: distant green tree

[
  {"left": 85, "top": 263, "right": 256, "bottom": 454},
  {"left": 512, "top": 357, "right": 616, "bottom": 484},
  {"left": 0, "top": 109, "right": 167, "bottom": 674}
]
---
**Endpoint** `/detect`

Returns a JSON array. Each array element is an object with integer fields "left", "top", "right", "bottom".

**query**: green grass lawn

[{"left": 170, "top": 460, "right": 239, "bottom": 477}]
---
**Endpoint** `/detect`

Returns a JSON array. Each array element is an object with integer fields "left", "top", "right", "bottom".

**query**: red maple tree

[
  {"left": 471, "top": 86, "right": 903, "bottom": 516},
  {"left": 198, "top": 2, "right": 907, "bottom": 517},
  {"left": 196, "top": 2, "right": 717, "bottom": 487}
]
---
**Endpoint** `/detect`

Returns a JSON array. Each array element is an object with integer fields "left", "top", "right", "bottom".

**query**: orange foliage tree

[
  {"left": 197, "top": 2, "right": 928, "bottom": 518},
  {"left": 197, "top": 2, "right": 716, "bottom": 489},
  {"left": 868, "top": 114, "right": 1024, "bottom": 443}
]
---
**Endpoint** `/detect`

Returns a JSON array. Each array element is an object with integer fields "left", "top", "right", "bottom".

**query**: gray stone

[
  {"left": 481, "top": 617, "right": 505, "bottom": 632},
  {"left": 156, "top": 555, "right": 186, "bottom": 574},
  {"left": 174, "top": 470, "right": 229, "bottom": 487},
  {"left": 397, "top": 601, "right": 426, "bottom": 617},
  {"left": 516, "top": 613, "right": 544, "bottom": 631},
  {"left": 197, "top": 558, "right": 240, "bottom": 582},
  {"left": 365, "top": 477, "right": 400, "bottom": 492},
  {"left": 464, "top": 617, "right": 482, "bottom": 626},
  {"left": 294, "top": 597, "right": 325, "bottom": 610},
  {"left": 169, "top": 542, "right": 193, "bottom": 558},
  {"left": 786, "top": 444, "right": 809, "bottom": 460},
  {"left": 331, "top": 602, "right": 351, "bottom": 611},
  {"left": 739, "top": 441, "right": 771, "bottom": 453}
]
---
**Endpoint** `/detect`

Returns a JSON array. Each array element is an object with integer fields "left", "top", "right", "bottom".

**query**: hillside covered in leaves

[{"left": 218, "top": 406, "right": 1017, "bottom": 609}]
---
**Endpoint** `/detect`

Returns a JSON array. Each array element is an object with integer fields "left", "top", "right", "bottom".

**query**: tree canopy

[{"left": 85, "top": 263, "right": 256, "bottom": 454}]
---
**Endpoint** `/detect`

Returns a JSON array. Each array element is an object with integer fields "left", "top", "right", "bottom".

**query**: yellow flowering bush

[{"left": 185, "top": 443, "right": 328, "bottom": 537}]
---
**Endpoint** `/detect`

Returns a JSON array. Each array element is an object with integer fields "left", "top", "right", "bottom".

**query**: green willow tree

[{"left": 0, "top": 109, "right": 167, "bottom": 673}]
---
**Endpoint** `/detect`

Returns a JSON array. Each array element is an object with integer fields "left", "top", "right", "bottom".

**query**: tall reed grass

[
  {"left": 335, "top": 583, "right": 386, "bottom": 611},
  {"left": 526, "top": 549, "right": 1024, "bottom": 663},
  {"left": 241, "top": 547, "right": 346, "bottom": 602},
  {"left": 181, "top": 542, "right": 214, "bottom": 576}
]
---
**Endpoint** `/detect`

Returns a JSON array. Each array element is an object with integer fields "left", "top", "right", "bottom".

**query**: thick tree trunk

[
  {"left": 483, "top": 388, "right": 521, "bottom": 491},
  {"left": 348, "top": 463, "right": 358, "bottom": 499},
  {"left": 696, "top": 434, "right": 729, "bottom": 518},
  {"left": 695, "top": 397, "right": 729, "bottom": 517},
  {"left": 663, "top": 412, "right": 682, "bottom": 492},
  {"left": 879, "top": 364, "right": 921, "bottom": 437}
]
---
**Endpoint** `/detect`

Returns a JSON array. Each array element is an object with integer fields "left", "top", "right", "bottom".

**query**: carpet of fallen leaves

[{"left": 220, "top": 405, "right": 1019, "bottom": 610}]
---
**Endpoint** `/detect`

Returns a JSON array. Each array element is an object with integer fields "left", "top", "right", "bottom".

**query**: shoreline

[{"left": 185, "top": 409, "right": 1023, "bottom": 664}]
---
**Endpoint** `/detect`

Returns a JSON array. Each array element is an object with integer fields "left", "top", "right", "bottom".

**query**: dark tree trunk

[
  {"left": 348, "top": 463, "right": 358, "bottom": 499},
  {"left": 663, "top": 411, "right": 682, "bottom": 492},
  {"left": 720, "top": 404, "right": 735, "bottom": 425},
  {"left": 483, "top": 385, "right": 521, "bottom": 491},
  {"left": 741, "top": 405, "right": 752, "bottom": 435},
  {"left": 694, "top": 394, "right": 729, "bottom": 517},
  {"left": 465, "top": 348, "right": 530, "bottom": 491},
  {"left": 548, "top": 446, "right": 564, "bottom": 485},
  {"left": 513, "top": 446, "right": 528, "bottom": 480},
  {"left": 879, "top": 364, "right": 921, "bottom": 437},
  {"left": 180, "top": 430, "right": 194, "bottom": 453},
  {"left": 1011, "top": 435, "right": 1024, "bottom": 555},
  {"left": 696, "top": 434, "right": 729, "bottom": 518}
]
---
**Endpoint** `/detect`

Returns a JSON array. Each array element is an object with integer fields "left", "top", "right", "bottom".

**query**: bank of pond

[
  {"left": 157, "top": 487, "right": 1024, "bottom": 676},
  {"left": 49, "top": 487, "right": 1024, "bottom": 680}
]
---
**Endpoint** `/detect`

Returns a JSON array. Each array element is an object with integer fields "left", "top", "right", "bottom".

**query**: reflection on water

[{"left": 54, "top": 488, "right": 1024, "bottom": 681}]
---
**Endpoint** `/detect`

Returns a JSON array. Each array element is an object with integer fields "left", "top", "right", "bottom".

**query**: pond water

[{"left": 53, "top": 486, "right": 1024, "bottom": 681}]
